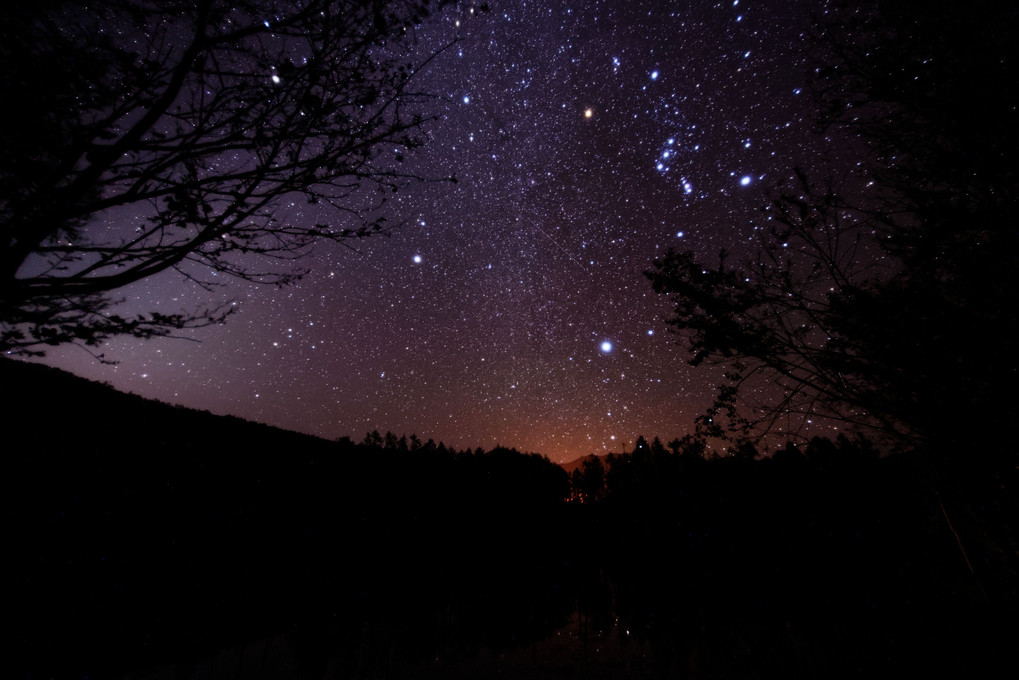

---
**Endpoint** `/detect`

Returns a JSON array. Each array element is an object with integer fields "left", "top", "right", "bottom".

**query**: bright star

[
  {"left": 413, "top": 254, "right": 422, "bottom": 263},
  {"left": 600, "top": 340, "right": 613, "bottom": 353},
  {"left": 584, "top": 108, "right": 593, "bottom": 118},
  {"left": 650, "top": 70, "right": 659, "bottom": 80},
  {"left": 740, "top": 176, "right": 752, "bottom": 186}
]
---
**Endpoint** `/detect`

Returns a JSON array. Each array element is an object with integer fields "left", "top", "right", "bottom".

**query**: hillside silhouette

[
  {"left": 3, "top": 358, "right": 573, "bottom": 679},
  {"left": 4, "top": 358, "right": 1015, "bottom": 679}
]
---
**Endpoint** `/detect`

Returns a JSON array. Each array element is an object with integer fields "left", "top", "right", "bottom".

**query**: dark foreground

[{"left": 4, "top": 358, "right": 1016, "bottom": 679}]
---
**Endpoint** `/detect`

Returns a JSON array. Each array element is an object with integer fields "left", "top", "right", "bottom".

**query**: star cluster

[{"left": 38, "top": 1, "right": 839, "bottom": 462}]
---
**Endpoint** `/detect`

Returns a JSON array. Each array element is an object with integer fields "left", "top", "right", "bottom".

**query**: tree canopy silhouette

[
  {"left": 0, "top": 0, "right": 450, "bottom": 355},
  {"left": 647, "top": 0, "right": 1018, "bottom": 463}
]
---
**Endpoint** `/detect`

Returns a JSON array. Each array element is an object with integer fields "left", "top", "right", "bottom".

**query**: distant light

[
  {"left": 600, "top": 341, "right": 613, "bottom": 353},
  {"left": 413, "top": 254, "right": 422, "bottom": 263},
  {"left": 676, "top": 231, "right": 685, "bottom": 238},
  {"left": 462, "top": 95, "right": 470, "bottom": 104},
  {"left": 740, "top": 175, "right": 752, "bottom": 186},
  {"left": 647, "top": 329, "right": 654, "bottom": 336},
  {"left": 584, "top": 108, "right": 594, "bottom": 118},
  {"left": 650, "top": 70, "right": 659, "bottom": 80},
  {"left": 271, "top": 74, "right": 281, "bottom": 84}
]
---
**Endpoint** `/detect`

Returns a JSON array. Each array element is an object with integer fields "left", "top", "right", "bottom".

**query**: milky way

[{"left": 36, "top": 1, "right": 843, "bottom": 462}]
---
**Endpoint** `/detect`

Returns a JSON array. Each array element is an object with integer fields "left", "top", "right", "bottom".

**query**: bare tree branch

[{"left": 1, "top": 0, "right": 455, "bottom": 353}]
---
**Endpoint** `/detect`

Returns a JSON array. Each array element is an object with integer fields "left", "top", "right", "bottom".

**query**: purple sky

[{"left": 34, "top": 1, "right": 847, "bottom": 462}]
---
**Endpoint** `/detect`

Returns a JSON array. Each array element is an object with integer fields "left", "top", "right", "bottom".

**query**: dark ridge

[
  {"left": 558, "top": 452, "right": 608, "bottom": 474},
  {"left": 4, "top": 357, "right": 1014, "bottom": 680},
  {"left": 3, "top": 357, "right": 574, "bottom": 680},
  {"left": 1, "top": 356, "right": 335, "bottom": 455}
]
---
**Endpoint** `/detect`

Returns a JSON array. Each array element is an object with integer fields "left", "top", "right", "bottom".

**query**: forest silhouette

[{"left": 4, "top": 357, "right": 1015, "bottom": 679}]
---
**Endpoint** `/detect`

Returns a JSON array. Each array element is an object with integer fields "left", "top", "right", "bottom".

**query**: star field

[{"left": 36, "top": 1, "right": 841, "bottom": 462}]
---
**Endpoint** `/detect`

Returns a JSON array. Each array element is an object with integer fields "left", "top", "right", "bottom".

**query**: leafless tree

[
  {"left": 1, "top": 0, "right": 452, "bottom": 355},
  {"left": 648, "top": 0, "right": 1018, "bottom": 459}
]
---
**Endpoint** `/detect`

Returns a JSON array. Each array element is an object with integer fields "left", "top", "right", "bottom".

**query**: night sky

[{"left": 34, "top": 1, "right": 847, "bottom": 462}]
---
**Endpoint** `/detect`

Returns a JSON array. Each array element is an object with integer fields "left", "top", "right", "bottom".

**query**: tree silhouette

[
  {"left": 647, "top": 0, "right": 1018, "bottom": 462},
  {"left": 569, "top": 456, "right": 605, "bottom": 504},
  {"left": 363, "top": 430, "right": 384, "bottom": 448},
  {"left": 0, "top": 0, "right": 451, "bottom": 355},
  {"left": 631, "top": 435, "right": 650, "bottom": 459}
]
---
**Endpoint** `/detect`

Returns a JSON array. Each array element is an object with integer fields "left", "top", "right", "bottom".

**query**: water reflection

[{"left": 127, "top": 539, "right": 1003, "bottom": 680}]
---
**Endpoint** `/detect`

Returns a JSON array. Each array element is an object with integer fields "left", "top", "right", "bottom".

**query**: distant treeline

[
  {"left": 566, "top": 433, "right": 877, "bottom": 504},
  {"left": 4, "top": 358, "right": 575, "bottom": 678},
  {"left": 3, "top": 358, "right": 1015, "bottom": 679}
]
